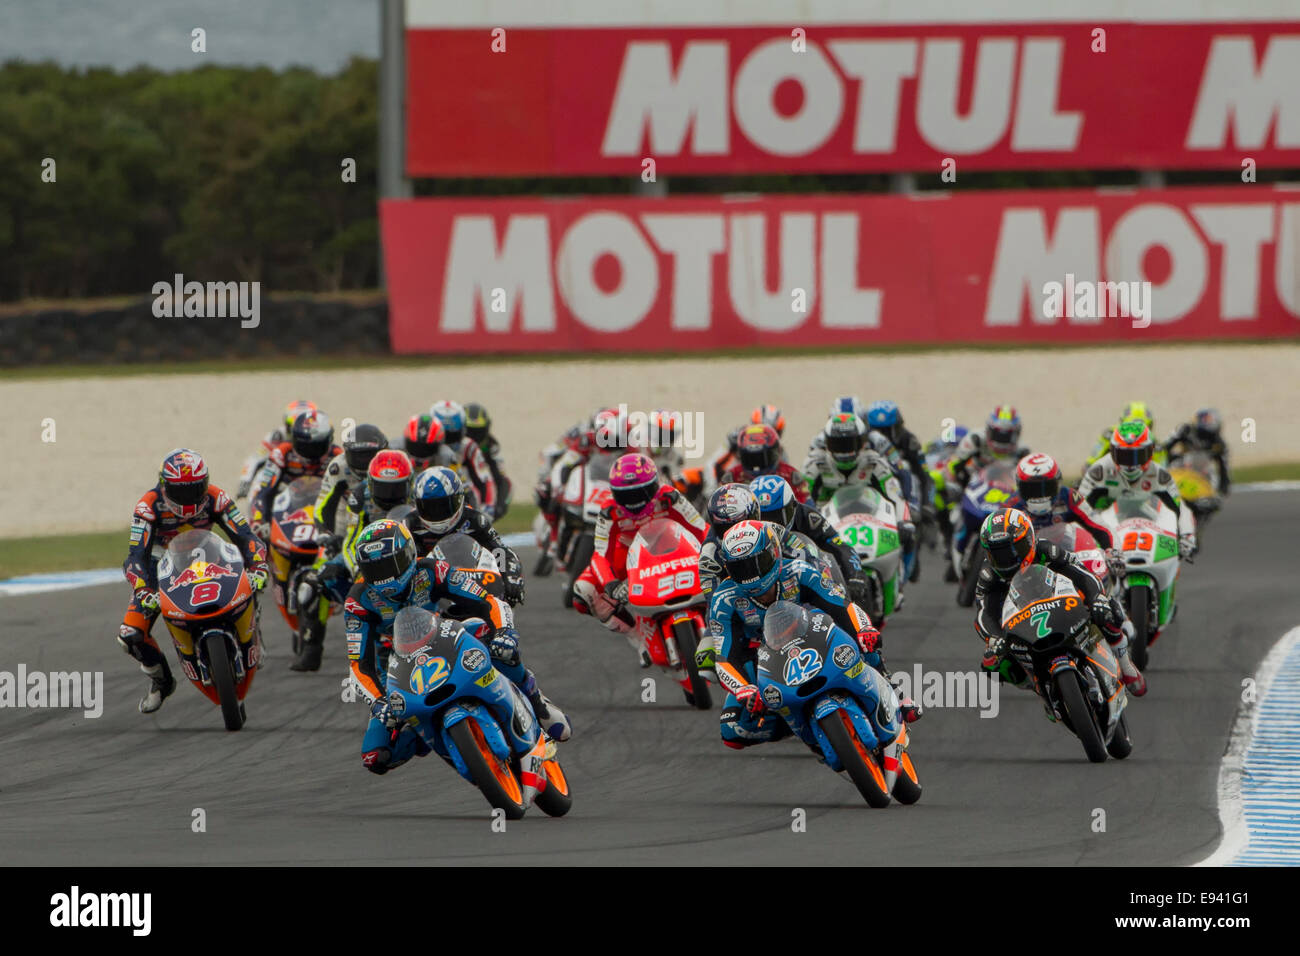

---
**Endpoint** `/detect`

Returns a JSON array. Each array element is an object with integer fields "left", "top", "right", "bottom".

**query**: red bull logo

[
  {"left": 167, "top": 560, "right": 237, "bottom": 591},
  {"left": 280, "top": 508, "right": 312, "bottom": 525}
]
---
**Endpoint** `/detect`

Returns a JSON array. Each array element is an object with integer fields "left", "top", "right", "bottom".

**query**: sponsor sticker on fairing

[
  {"left": 461, "top": 648, "right": 487, "bottom": 671},
  {"left": 832, "top": 644, "right": 858, "bottom": 668}
]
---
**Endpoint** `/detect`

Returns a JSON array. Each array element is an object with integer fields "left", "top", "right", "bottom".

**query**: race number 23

[{"left": 1122, "top": 532, "right": 1153, "bottom": 552}]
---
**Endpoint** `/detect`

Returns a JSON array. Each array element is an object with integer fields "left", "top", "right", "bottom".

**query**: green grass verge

[
  {"left": 0, "top": 503, "right": 539, "bottom": 579},
  {"left": 5, "top": 336, "right": 1299, "bottom": 382}
]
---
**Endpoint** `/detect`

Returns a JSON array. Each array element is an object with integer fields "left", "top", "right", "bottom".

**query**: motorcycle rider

[
  {"left": 707, "top": 405, "right": 787, "bottom": 485},
  {"left": 804, "top": 413, "right": 917, "bottom": 583},
  {"left": 250, "top": 410, "right": 342, "bottom": 543},
  {"left": 1086, "top": 401, "right": 1165, "bottom": 468},
  {"left": 429, "top": 400, "right": 499, "bottom": 517},
  {"left": 708, "top": 521, "right": 920, "bottom": 750},
  {"left": 345, "top": 520, "right": 570, "bottom": 775},
  {"left": 412, "top": 466, "right": 525, "bottom": 605},
  {"left": 749, "top": 475, "right": 870, "bottom": 607},
  {"left": 1013, "top": 453, "right": 1115, "bottom": 545},
  {"left": 571, "top": 453, "right": 707, "bottom": 649},
  {"left": 464, "top": 402, "right": 512, "bottom": 517},
  {"left": 236, "top": 399, "right": 317, "bottom": 500},
  {"left": 1164, "top": 408, "right": 1231, "bottom": 494},
  {"left": 120, "top": 449, "right": 270, "bottom": 713},
  {"left": 973, "top": 508, "right": 1146, "bottom": 696},
  {"left": 1078, "top": 419, "right": 1198, "bottom": 561},
  {"left": 947, "top": 405, "right": 1030, "bottom": 492},
  {"left": 313, "top": 423, "right": 388, "bottom": 548},
  {"left": 295, "top": 450, "right": 417, "bottom": 671},
  {"left": 720, "top": 423, "right": 811, "bottom": 502}
]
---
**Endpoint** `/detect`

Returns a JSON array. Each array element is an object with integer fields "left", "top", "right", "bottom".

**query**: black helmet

[
  {"left": 1195, "top": 408, "right": 1222, "bottom": 444},
  {"left": 979, "top": 509, "right": 1036, "bottom": 580},
  {"left": 464, "top": 402, "right": 491, "bottom": 445},
  {"left": 706, "top": 483, "right": 759, "bottom": 536},
  {"left": 344, "top": 423, "right": 388, "bottom": 475},
  {"left": 823, "top": 413, "right": 866, "bottom": 467},
  {"left": 291, "top": 411, "right": 333, "bottom": 461}
]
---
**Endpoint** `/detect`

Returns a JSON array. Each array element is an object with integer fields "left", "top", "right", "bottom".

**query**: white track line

[{"left": 1197, "top": 626, "right": 1300, "bottom": 866}]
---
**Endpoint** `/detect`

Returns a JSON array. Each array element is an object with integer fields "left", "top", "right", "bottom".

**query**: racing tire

[
  {"left": 819, "top": 710, "right": 892, "bottom": 808},
  {"left": 1107, "top": 713, "right": 1133, "bottom": 760},
  {"left": 891, "top": 748, "right": 923, "bottom": 805},
  {"left": 670, "top": 619, "right": 712, "bottom": 710},
  {"left": 1127, "top": 584, "right": 1152, "bottom": 670},
  {"left": 448, "top": 717, "right": 528, "bottom": 819},
  {"left": 564, "top": 532, "right": 595, "bottom": 609},
  {"left": 533, "top": 756, "right": 574, "bottom": 818},
  {"left": 1055, "top": 669, "right": 1107, "bottom": 763},
  {"left": 203, "top": 632, "right": 244, "bottom": 732}
]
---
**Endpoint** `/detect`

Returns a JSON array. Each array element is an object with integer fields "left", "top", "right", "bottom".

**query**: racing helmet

[
  {"left": 464, "top": 402, "right": 491, "bottom": 445},
  {"left": 159, "top": 448, "right": 210, "bottom": 519},
  {"left": 979, "top": 508, "right": 1037, "bottom": 580},
  {"left": 344, "top": 424, "right": 388, "bottom": 476},
  {"left": 1015, "top": 453, "right": 1062, "bottom": 518},
  {"left": 1195, "top": 408, "right": 1222, "bottom": 444},
  {"left": 750, "top": 475, "right": 798, "bottom": 529},
  {"left": 985, "top": 406, "right": 1022, "bottom": 457},
  {"left": 720, "top": 520, "right": 783, "bottom": 601},
  {"left": 291, "top": 410, "right": 334, "bottom": 462},
  {"left": 823, "top": 413, "right": 866, "bottom": 471},
  {"left": 413, "top": 466, "right": 466, "bottom": 534},
  {"left": 1110, "top": 419, "right": 1154, "bottom": 482},
  {"left": 283, "top": 400, "right": 318, "bottom": 432},
  {"left": 354, "top": 519, "right": 418, "bottom": 598},
  {"left": 737, "top": 424, "right": 781, "bottom": 473},
  {"left": 610, "top": 452, "right": 660, "bottom": 517},
  {"left": 430, "top": 401, "right": 466, "bottom": 446},
  {"left": 706, "top": 484, "right": 760, "bottom": 536},
  {"left": 751, "top": 405, "right": 786, "bottom": 436},
  {"left": 404, "top": 414, "right": 446, "bottom": 463},
  {"left": 367, "top": 450, "right": 415, "bottom": 512}
]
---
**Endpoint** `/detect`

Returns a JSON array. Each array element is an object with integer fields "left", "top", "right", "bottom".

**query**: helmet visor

[
  {"left": 1112, "top": 444, "right": 1152, "bottom": 469},
  {"left": 370, "top": 478, "right": 409, "bottom": 511},
  {"left": 987, "top": 425, "right": 1019, "bottom": 451},
  {"left": 164, "top": 479, "right": 208, "bottom": 507},
  {"left": 985, "top": 539, "right": 1023, "bottom": 578},
  {"left": 725, "top": 547, "right": 777, "bottom": 588},
  {"left": 759, "top": 501, "right": 796, "bottom": 529},
  {"left": 360, "top": 548, "right": 412, "bottom": 587},
  {"left": 739, "top": 446, "right": 775, "bottom": 472},
  {"left": 825, "top": 432, "right": 860, "bottom": 461},
  {"left": 416, "top": 491, "right": 464, "bottom": 527},
  {"left": 1017, "top": 475, "right": 1059, "bottom": 502},
  {"left": 346, "top": 444, "right": 382, "bottom": 474},
  {"left": 612, "top": 481, "right": 657, "bottom": 514},
  {"left": 294, "top": 436, "right": 330, "bottom": 461}
]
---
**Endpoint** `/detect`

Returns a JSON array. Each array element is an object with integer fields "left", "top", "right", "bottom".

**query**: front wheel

[
  {"left": 203, "top": 632, "right": 244, "bottom": 731},
  {"left": 1107, "top": 713, "right": 1133, "bottom": 759},
  {"left": 1055, "top": 669, "right": 1107, "bottom": 763},
  {"left": 533, "top": 756, "right": 574, "bottom": 817},
  {"left": 1126, "top": 584, "right": 1152, "bottom": 670},
  {"left": 956, "top": 543, "right": 982, "bottom": 607},
  {"left": 671, "top": 619, "right": 712, "bottom": 710},
  {"left": 890, "top": 748, "right": 923, "bottom": 805},
  {"left": 819, "top": 710, "right": 891, "bottom": 808},
  {"left": 447, "top": 717, "right": 528, "bottom": 819}
]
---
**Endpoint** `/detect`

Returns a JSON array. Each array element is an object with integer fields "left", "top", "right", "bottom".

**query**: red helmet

[
  {"left": 404, "top": 414, "right": 445, "bottom": 463},
  {"left": 1015, "top": 453, "right": 1062, "bottom": 518},
  {"left": 737, "top": 424, "right": 781, "bottom": 473},
  {"left": 650, "top": 409, "right": 681, "bottom": 450},
  {"left": 367, "top": 450, "right": 415, "bottom": 512},
  {"left": 159, "top": 448, "right": 209, "bottom": 518}
]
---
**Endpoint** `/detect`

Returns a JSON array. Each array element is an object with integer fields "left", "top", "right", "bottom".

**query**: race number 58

[{"left": 657, "top": 572, "right": 694, "bottom": 597}]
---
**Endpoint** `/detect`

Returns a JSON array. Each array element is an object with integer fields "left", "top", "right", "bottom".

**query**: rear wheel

[
  {"left": 891, "top": 748, "right": 923, "bottom": 805},
  {"left": 1107, "top": 713, "right": 1133, "bottom": 759},
  {"left": 533, "top": 757, "right": 573, "bottom": 817},
  {"left": 564, "top": 532, "right": 595, "bottom": 609},
  {"left": 203, "top": 632, "right": 244, "bottom": 731},
  {"left": 1055, "top": 669, "right": 1107, "bottom": 763},
  {"left": 448, "top": 717, "right": 528, "bottom": 819},
  {"left": 1127, "top": 584, "right": 1152, "bottom": 670},
  {"left": 819, "top": 710, "right": 891, "bottom": 808},
  {"left": 671, "top": 619, "right": 712, "bottom": 710}
]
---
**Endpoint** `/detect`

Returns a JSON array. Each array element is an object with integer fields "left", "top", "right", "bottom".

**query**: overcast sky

[{"left": 0, "top": 0, "right": 379, "bottom": 73}]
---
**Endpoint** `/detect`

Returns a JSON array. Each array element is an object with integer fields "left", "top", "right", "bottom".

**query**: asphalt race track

[{"left": 2, "top": 491, "right": 1296, "bottom": 866}]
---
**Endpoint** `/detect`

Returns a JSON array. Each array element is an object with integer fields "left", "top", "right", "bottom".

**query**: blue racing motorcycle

[
  {"left": 375, "top": 606, "right": 572, "bottom": 819},
  {"left": 756, "top": 601, "right": 921, "bottom": 808}
]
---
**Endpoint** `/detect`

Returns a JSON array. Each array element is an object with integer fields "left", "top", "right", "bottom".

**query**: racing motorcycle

[
  {"left": 375, "top": 606, "right": 572, "bottom": 820},
  {"left": 997, "top": 563, "right": 1132, "bottom": 762},
  {"left": 821, "top": 485, "right": 905, "bottom": 623},
  {"left": 1096, "top": 497, "right": 1181, "bottom": 669},
  {"left": 1169, "top": 449, "right": 1222, "bottom": 530},
  {"left": 624, "top": 519, "right": 712, "bottom": 709},
  {"left": 267, "top": 476, "right": 322, "bottom": 646},
  {"left": 155, "top": 529, "right": 264, "bottom": 731},
  {"left": 755, "top": 601, "right": 921, "bottom": 808},
  {"left": 953, "top": 461, "right": 1018, "bottom": 607},
  {"left": 553, "top": 453, "right": 614, "bottom": 608}
]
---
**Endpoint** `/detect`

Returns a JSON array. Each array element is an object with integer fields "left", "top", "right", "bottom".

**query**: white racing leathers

[{"left": 1077, "top": 456, "right": 1197, "bottom": 554}]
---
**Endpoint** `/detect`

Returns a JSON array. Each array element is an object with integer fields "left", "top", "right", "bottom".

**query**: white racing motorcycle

[
  {"left": 1094, "top": 496, "right": 1181, "bottom": 669},
  {"left": 821, "top": 485, "right": 906, "bottom": 623}
]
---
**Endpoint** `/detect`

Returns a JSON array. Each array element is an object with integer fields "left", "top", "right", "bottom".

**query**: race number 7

[{"left": 1122, "top": 531, "right": 1153, "bottom": 551}]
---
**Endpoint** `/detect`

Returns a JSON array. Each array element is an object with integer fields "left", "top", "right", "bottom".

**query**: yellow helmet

[{"left": 1120, "top": 401, "right": 1153, "bottom": 431}]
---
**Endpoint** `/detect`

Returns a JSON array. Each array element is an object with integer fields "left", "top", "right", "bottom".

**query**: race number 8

[{"left": 192, "top": 581, "right": 221, "bottom": 603}]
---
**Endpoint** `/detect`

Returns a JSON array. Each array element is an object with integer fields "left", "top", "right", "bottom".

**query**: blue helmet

[
  {"left": 413, "top": 466, "right": 465, "bottom": 534},
  {"left": 866, "top": 400, "right": 902, "bottom": 430},
  {"left": 829, "top": 395, "right": 865, "bottom": 419},
  {"left": 749, "top": 474, "right": 797, "bottom": 529},
  {"left": 720, "top": 520, "right": 782, "bottom": 599},
  {"left": 354, "top": 519, "right": 418, "bottom": 599},
  {"left": 430, "top": 400, "right": 466, "bottom": 445}
]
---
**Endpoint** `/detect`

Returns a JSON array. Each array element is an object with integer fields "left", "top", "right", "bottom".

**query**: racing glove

[
  {"left": 1179, "top": 535, "right": 1198, "bottom": 562},
  {"left": 503, "top": 574, "right": 526, "bottom": 605},
  {"left": 856, "top": 624, "right": 881, "bottom": 656},
  {"left": 846, "top": 574, "right": 871, "bottom": 608},
  {"left": 980, "top": 637, "right": 1005, "bottom": 672},
  {"left": 251, "top": 520, "right": 270, "bottom": 542},
  {"left": 315, "top": 532, "right": 341, "bottom": 559},
  {"left": 488, "top": 628, "right": 521, "bottom": 668},
  {"left": 137, "top": 588, "right": 160, "bottom": 613},
  {"left": 247, "top": 567, "right": 269, "bottom": 592},
  {"left": 369, "top": 697, "right": 401, "bottom": 729},
  {"left": 1089, "top": 596, "right": 1122, "bottom": 634},
  {"left": 606, "top": 579, "right": 629, "bottom": 605},
  {"left": 735, "top": 683, "right": 765, "bottom": 716}
]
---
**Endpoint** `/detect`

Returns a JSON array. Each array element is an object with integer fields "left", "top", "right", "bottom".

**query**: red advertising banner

[
  {"left": 406, "top": 22, "right": 1300, "bottom": 176},
  {"left": 381, "top": 185, "right": 1300, "bottom": 354}
]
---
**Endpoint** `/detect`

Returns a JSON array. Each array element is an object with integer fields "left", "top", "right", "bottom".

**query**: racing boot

[
  {"left": 139, "top": 660, "right": 177, "bottom": 714},
  {"left": 1111, "top": 621, "right": 1147, "bottom": 697},
  {"left": 522, "top": 670, "right": 571, "bottom": 742}
]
